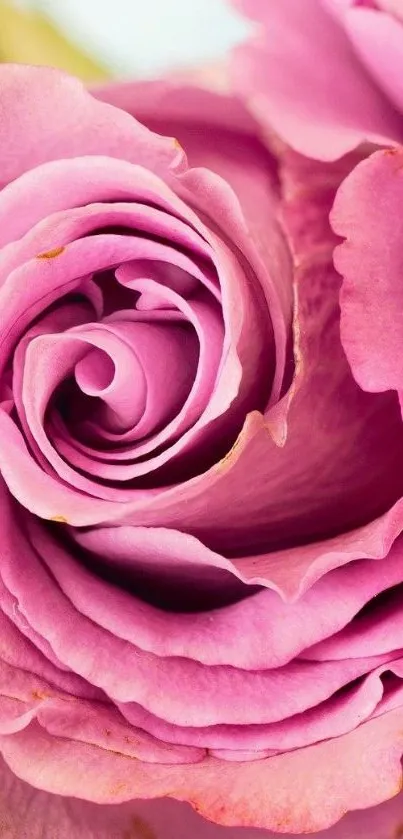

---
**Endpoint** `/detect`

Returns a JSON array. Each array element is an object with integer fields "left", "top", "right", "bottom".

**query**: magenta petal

[
  {"left": 178, "top": 166, "right": 288, "bottom": 405},
  {"left": 378, "top": 0, "right": 403, "bottom": 19}
]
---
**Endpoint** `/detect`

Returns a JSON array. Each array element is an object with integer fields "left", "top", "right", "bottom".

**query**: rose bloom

[{"left": 1, "top": 60, "right": 403, "bottom": 839}]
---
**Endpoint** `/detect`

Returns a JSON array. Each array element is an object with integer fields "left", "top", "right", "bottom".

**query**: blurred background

[{"left": 0, "top": 0, "right": 251, "bottom": 81}]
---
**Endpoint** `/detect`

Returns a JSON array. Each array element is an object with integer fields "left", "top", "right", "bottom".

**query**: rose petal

[
  {"left": 116, "top": 659, "right": 403, "bottom": 756},
  {"left": 93, "top": 79, "right": 294, "bottom": 403},
  {"left": 230, "top": 0, "right": 403, "bottom": 159},
  {"left": 0, "top": 493, "right": 396, "bottom": 730},
  {"left": 1, "top": 709, "right": 403, "bottom": 832},
  {"left": 332, "top": 147, "right": 403, "bottom": 397},
  {"left": 4, "top": 751, "right": 403, "bottom": 839},
  {"left": 378, "top": 0, "right": 403, "bottom": 20},
  {"left": 306, "top": 577, "right": 403, "bottom": 660},
  {"left": 345, "top": 8, "right": 403, "bottom": 112},
  {"left": 60, "top": 525, "right": 403, "bottom": 668},
  {"left": 0, "top": 65, "right": 184, "bottom": 188}
]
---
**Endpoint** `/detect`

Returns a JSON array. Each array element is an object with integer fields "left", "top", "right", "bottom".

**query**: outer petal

[
  {"left": 378, "top": 0, "right": 403, "bottom": 20},
  {"left": 344, "top": 9, "right": 403, "bottom": 113},
  {"left": 0, "top": 64, "right": 184, "bottom": 187},
  {"left": 1, "top": 710, "right": 403, "bottom": 833},
  {"left": 331, "top": 147, "right": 403, "bottom": 398},
  {"left": 0, "top": 755, "right": 262, "bottom": 839},
  {"left": 3, "top": 756, "right": 403, "bottom": 839},
  {"left": 229, "top": 0, "right": 403, "bottom": 160}
]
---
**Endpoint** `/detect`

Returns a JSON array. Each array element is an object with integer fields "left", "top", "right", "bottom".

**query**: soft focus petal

[
  {"left": 230, "top": 0, "right": 403, "bottom": 159},
  {"left": 3, "top": 753, "right": 403, "bottom": 839},
  {"left": 379, "top": 0, "right": 403, "bottom": 19},
  {"left": 345, "top": 8, "right": 403, "bottom": 111}
]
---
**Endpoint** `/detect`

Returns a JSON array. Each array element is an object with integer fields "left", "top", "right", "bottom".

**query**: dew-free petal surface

[{"left": 230, "top": 0, "right": 403, "bottom": 159}]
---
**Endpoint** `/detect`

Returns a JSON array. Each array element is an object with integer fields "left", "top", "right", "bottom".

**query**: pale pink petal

[
  {"left": 230, "top": 0, "right": 403, "bottom": 160},
  {"left": 4, "top": 752, "right": 403, "bottom": 839},
  {"left": 378, "top": 0, "right": 403, "bottom": 19},
  {"left": 1, "top": 710, "right": 403, "bottom": 832},
  {"left": 346, "top": 8, "right": 403, "bottom": 111}
]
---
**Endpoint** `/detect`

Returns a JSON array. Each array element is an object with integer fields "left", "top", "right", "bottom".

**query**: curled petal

[{"left": 0, "top": 65, "right": 185, "bottom": 187}]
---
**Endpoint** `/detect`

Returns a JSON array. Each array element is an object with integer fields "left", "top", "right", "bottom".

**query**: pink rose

[
  {"left": 231, "top": 0, "right": 403, "bottom": 160},
  {"left": 1, "top": 63, "right": 403, "bottom": 836}
]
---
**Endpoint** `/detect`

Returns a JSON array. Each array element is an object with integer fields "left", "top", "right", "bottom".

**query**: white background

[{"left": 16, "top": 0, "right": 251, "bottom": 76}]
